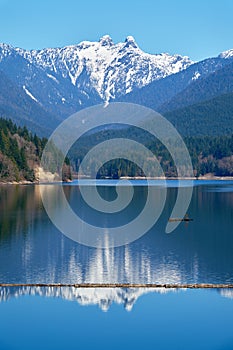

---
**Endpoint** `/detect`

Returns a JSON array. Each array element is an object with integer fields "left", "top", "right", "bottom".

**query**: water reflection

[
  {"left": 0, "top": 286, "right": 176, "bottom": 311},
  {"left": 0, "top": 182, "right": 233, "bottom": 285},
  {"left": 0, "top": 286, "right": 232, "bottom": 312},
  {"left": 0, "top": 185, "right": 43, "bottom": 241},
  {"left": 220, "top": 289, "right": 233, "bottom": 299}
]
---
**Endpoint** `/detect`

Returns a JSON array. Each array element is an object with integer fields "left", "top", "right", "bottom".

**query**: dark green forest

[
  {"left": 68, "top": 126, "right": 233, "bottom": 178},
  {"left": 0, "top": 118, "right": 47, "bottom": 182},
  {"left": 163, "top": 92, "right": 233, "bottom": 136},
  {"left": 0, "top": 118, "right": 73, "bottom": 182},
  {"left": 0, "top": 118, "right": 233, "bottom": 182}
]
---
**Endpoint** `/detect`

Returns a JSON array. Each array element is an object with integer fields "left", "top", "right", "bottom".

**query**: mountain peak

[
  {"left": 124, "top": 36, "right": 138, "bottom": 48},
  {"left": 0, "top": 38, "right": 193, "bottom": 107},
  {"left": 99, "top": 35, "right": 114, "bottom": 46}
]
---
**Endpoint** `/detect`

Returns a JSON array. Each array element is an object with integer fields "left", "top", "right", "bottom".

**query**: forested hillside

[
  {"left": 1, "top": 117, "right": 232, "bottom": 182},
  {"left": 0, "top": 118, "right": 47, "bottom": 182},
  {"left": 0, "top": 118, "right": 72, "bottom": 182},
  {"left": 163, "top": 92, "right": 233, "bottom": 136},
  {"left": 68, "top": 127, "right": 233, "bottom": 178}
]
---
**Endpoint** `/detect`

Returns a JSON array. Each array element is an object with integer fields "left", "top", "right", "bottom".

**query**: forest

[
  {"left": 68, "top": 126, "right": 233, "bottom": 178},
  {"left": 0, "top": 118, "right": 71, "bottom": 182},
  {"left": 0, "top": 119, "right": 232, "bottom": 182}
]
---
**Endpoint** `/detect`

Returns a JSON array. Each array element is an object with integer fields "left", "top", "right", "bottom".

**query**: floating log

[
  {"left": 169, "top": 213, "right": 193, "bottom": 222},
  {"left": 169, "top": 218, "right": 193, "bottom": 222},
  {"left": 0, "top": 283, "right": 232, "bottom": 289}
]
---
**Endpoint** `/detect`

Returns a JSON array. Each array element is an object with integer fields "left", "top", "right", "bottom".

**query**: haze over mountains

[{"left": 0, "top": 36, "right": 233, "bottom": 136}]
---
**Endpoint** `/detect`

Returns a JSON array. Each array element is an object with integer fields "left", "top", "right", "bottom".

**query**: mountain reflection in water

[
  {"left": 0, "top": 182, "right": 233, "bottom": 286},
  {"left": 0, "top": 286, "right": 232, "bottom": 312}
]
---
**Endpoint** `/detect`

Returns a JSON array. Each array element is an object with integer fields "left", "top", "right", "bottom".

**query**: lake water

[
  {"left": 0, "top": 180, "right": 233, "bottom": 349},
  {"left": 1, "top": 288, "right": 233, "bottom": 350},
  {"left": 0, "top": 180, "right": 233, "bottom": 284}
]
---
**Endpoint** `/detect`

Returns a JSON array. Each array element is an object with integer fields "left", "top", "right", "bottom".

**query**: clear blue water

[
  {"left": 0, "top": 180, "right": 233, "bottom": 284},
  {"left": 1, "top": 288, "right": 233, "bottom": 350},
  {"left": 0, "top": 180, "right": 233, "bottom": 349}
]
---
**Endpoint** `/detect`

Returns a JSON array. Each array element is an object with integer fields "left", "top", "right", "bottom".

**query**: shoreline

[
  {"left": 1, "top": 176, "right": 233, "bottom": 185},
  {"left": 119, "top": 176, "right": 233, "bottom": 181}
]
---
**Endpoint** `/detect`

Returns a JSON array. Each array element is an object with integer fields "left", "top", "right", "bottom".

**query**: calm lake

[
  {"left": 0, "top": 180, "right": 233, "bottom": 284},
  {"left": 0, "top": 180, "right": 233, "bottom": 349}
]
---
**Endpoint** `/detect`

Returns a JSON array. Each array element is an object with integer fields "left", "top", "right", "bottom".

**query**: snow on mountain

[
  {"left": 1, "top": 38, "right": 233, "bottom": 134},
  {"left": 0, "top": 43, "right": 15, "bottom": 58},
  {"left": 14, "top": 35, "right": 193, "bottom": 103},
  {"left": 218, "top": 49, "right": 233, "bottom": 59},
  {"left": 23, "top": 85, "right": 39, "bottom": 102}
]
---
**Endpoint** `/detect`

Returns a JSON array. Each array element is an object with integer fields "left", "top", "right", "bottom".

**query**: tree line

[
  {"left": 1, "top": 118, "right": 232, "bottom": 181},
  {"left": 68, "top": 126, "right": 233, "bottom": 178}
]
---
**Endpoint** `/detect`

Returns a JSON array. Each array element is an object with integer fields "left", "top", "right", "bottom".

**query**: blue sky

[{"left": 0, "top": 0, "right": 233, "bottom": 61}]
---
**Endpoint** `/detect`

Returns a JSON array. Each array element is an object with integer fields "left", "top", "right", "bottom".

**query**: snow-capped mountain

[
  {"left": 15, "top": 35, "right": 193, "bottom": 102},
  {"left": 0, "top": 36, "right": 194, "bottom": 135},
  {"left": 1, "top": 37, "right": 233, "bottom": 136}
]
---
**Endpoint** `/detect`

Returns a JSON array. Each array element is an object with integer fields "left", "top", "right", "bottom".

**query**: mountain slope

[
  {"left": 1, "top": 38, "right": 233, "bottom": 137},
  {"left": 0, "top": 38, "right": 193, "bottom": 120},
  {"left": 0, "top": 70, "right": 61, "bottom": 136},
  {"left": 17, "top": 35, "right": 192, "bottom": 102},
  {"left": 164, "top": 92, "right": 233, "bottom": 136},
  {"left": 160, "top": 59, "right": 233, "bottom": 113},
  {"left": 118, "top": 55, "right": 233, "bottom": 111},
  {"left": 0, "top": 44, "right": 102, "bottom": 119}
]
